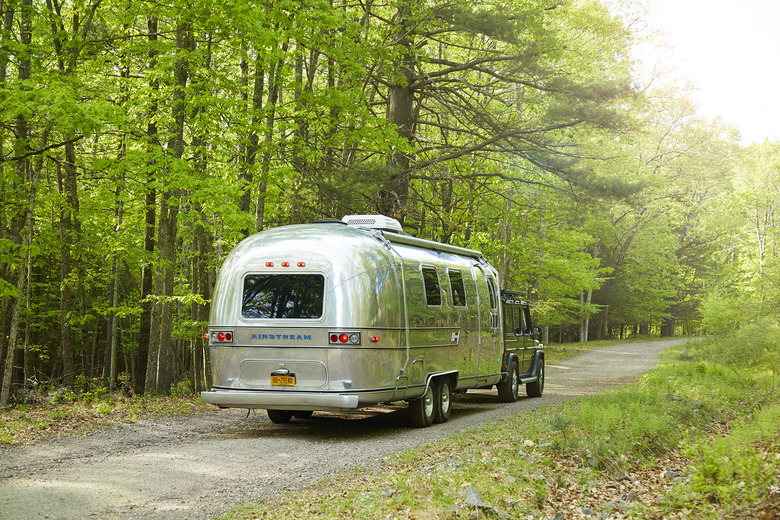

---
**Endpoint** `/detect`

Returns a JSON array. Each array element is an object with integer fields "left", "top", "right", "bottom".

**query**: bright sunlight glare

[{"left": 633, "top": 0, "right": 780, "bottom": 144}]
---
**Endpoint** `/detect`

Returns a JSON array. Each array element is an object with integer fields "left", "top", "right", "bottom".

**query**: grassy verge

[
  {"left": 219, "top": 336, "right": 779, "bottom": 520},
  {"left": 0, "top": 382, "right": 212, "bottom": 445}
]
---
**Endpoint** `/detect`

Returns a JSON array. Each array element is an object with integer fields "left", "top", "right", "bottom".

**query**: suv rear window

[{"left": 242, "top": 274, "right": 324, "bottom": 319}]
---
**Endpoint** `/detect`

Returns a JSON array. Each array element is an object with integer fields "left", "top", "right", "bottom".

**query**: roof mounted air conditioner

[{"left": 342, "top": 215, "right": 403, "bottom": 233}]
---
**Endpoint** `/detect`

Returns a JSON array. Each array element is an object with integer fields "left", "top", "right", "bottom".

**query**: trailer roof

[
  {"left": 314, "top": 215, "right": 486, "bottom": 261},
  {"left": 380, "top": 231, "right": 485, "bottom": 260}
]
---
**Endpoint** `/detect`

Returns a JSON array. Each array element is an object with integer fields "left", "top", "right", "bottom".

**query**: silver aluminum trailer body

[{"left": 201, "top": 216, "right": 541, "bottom": 425}]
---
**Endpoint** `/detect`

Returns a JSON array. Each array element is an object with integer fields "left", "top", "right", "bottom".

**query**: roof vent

[{"left": 342, "top": 214, "right": 403, "bottom": 233}]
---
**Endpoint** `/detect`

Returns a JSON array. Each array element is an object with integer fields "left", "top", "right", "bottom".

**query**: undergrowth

[{"left": 0, "top": 378, "right": 210, "bottom": 445}]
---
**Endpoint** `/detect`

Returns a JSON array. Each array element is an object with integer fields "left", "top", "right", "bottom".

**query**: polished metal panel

[
  {"left": 202, "top": 220, "right": 505, "bottom": 411},
  {"left": 238, "top": 359, "right": 327, "bottom": 389}
]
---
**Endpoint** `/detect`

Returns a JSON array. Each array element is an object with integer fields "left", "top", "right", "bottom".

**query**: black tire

[
  {"left": 497, "top": 359, "right": 519, "bottom": 402},
  {"left": 267, "top": 409, "right": 294, "bottom": 423},
  {"left": 526, "top": 357, "right": 544, "bottom": 397},
  {"left": 292, "top": 410, "right": 313, "bottom": 419},
  {"left": 409, "top": 384, "right": 435, "bottom": 428},
  {"left": 434, "top": 378, "right": 452, "bottom": 423}
]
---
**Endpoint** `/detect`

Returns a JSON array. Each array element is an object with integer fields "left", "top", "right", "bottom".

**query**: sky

[{"left": 633, "top": 0, "right": 780, "bottom": 144}]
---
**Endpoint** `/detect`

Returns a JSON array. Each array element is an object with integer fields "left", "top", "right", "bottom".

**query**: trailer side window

[
  {"left": 242, "top": 274, "right": 324, "bottom": 319},
  {"left": 448, "top": 269, "right": 466, "bottom": 307},
  {"left": 421, "top": 266, "right": 442, "bottom": 307},
  {"left": 486, "top": 276, "right": 498, "bottom": 310}
]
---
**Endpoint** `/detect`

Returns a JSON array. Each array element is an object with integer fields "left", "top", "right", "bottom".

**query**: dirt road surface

[{"left": 0, "top": 339, "right": 690, "bottom": 519}]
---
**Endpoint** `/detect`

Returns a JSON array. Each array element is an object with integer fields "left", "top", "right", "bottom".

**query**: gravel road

[{"left": 0, "top": 339, "right": 690, "bottom": 520}]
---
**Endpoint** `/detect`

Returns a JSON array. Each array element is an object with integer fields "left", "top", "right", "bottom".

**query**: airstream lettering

[{"left": 201, "top": 215, "right": 545, "bottom": 427}]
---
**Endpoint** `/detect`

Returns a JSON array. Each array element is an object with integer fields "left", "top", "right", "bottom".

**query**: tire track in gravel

[{"left": 0, "top": 338, "right": 690, "bottom": 520}]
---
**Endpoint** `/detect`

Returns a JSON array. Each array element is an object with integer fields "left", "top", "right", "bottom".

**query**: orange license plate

[{"left": 271, "top": 373, "right": 296, "bottom": 386}]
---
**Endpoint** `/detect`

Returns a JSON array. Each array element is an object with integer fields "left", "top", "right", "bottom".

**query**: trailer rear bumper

[{"left": 200, "top": 389, "right": 360, "bottom": 411}]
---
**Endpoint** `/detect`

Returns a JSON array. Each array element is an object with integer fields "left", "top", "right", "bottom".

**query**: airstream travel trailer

[{"left": 200, "top": 215, "right": 545, "bottom": 427}]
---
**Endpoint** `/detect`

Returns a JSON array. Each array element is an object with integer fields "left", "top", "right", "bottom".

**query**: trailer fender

[{"left": 423, "top": 370, "right": 458, "bottom": 394}]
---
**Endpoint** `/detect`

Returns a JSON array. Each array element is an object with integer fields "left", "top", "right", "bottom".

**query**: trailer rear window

[{"left": 242, "top": 274, "right": 324, "bottom": 319}]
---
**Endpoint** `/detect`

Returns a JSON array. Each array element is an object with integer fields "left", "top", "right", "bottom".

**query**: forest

[{"left": 1, "top": 0, "right": 778, "bottom": 403}]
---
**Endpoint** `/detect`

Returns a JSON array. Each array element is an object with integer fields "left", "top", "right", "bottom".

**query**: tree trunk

[
  {"left": 1, "top": 0, "right": 34, "bottom": 405},
  {"left": 256, "top": 41, "right": 287, "bottom": 232},
  {"left": 106, "top": 183, "right": 124, "bottom": 391},
  {"left": 579, "top": 288, "right": 592, "bottom": 342},
  {"left": 660, "top": 318, "right": 675, "bottom": 338},
  {"left": 56, "top": 161, "right": 76, "bottom": 386},
  {"left": 639, "top": 322, "right": 649, "bottom": 335},
  {"left": 239, "top": 48, "right": 264, "bottom": 236},
  {"left": 382, "top": 0, "right": 417, "bottom": 219},
  {"left": 146, "top": 18, "right": 191, "bottom": 394},
  {"left": 134, "top": 15, "right": 158, "bottom": 395}
]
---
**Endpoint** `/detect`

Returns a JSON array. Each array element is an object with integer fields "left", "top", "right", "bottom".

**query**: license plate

[{"left": 271, "top": 373, "right": 296, "bottom": 386}]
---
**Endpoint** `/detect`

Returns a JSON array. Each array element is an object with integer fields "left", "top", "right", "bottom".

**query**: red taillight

[
  {"left": 297, "top": 262, "right": 306, "bottom": 267},
  {"left": 329, "top": 331, "right": 361, "bottom": 345},
  {"left": 210, "top": 330, "right": 234, "bottom": 343},
  {"left": 370, "top": 336, "right": 380, "bottom": 343},
  {"left": 265, "top": 261, "right": 274, "bottom": 267},
  {"left": 281, "top": 261, "right": 290, "bottom": 267}
]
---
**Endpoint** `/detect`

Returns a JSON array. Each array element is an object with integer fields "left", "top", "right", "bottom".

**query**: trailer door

[{"left": 474, "top": 266, "right": 501, "bottom": 381}]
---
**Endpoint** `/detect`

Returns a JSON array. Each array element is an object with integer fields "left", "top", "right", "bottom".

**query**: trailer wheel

[
  {"left": 497, "top": 359, "right": 519, "bottom": 402},
  {"left": 267, "top": 409, "right": 294, "bottom": 423},
  {"left": 526, "top": 357, "right": 545, "bottom": 397},
  {"left": 434, "top": 378, "right": 452, "bottom": 423},
  {"left": 409, "top": 384, "right": 435, "bottom": 428}
]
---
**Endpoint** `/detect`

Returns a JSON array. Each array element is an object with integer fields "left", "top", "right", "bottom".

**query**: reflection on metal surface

[{"left": 201, "top": 219, "right": 543, "bottom": 420}]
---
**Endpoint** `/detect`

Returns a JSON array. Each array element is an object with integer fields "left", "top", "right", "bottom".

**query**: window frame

[
  {"left": 421, "top": 265, "right": 443, "bottom": 308},
  {"left": 447, "top": 268, "right": 467, "bottom": 308},
  {"left": 241, "top": 273, "right": 326, "bottom": 320}
]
